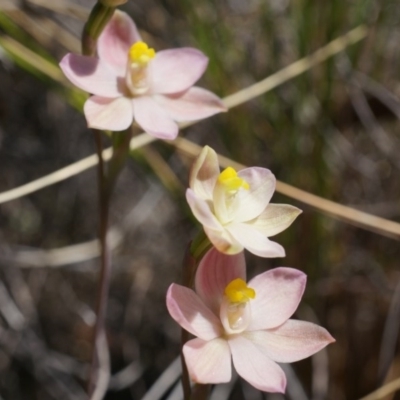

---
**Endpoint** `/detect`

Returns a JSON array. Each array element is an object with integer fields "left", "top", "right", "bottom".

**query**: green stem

[
  {"left": 81, "top": 2, "right": 131, "bottom": 392},
  {"left": 190, "top": 383, "right": 210, "bottom": 400},
  {"left": 88, "top": 129, "right": 111, "bottom": 395},
  {"left": 190, "top": 229, "right": 212, "bottom": 263},
  {"left": 82, "top": 3, "right": 114, "bottom": 56},
  {"left": 180, "top": 246, "right": 196, "bottom": 400}
]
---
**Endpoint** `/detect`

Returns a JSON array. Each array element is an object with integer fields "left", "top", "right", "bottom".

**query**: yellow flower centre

[
  {"left": 224, "top": 278, "right": 255, "bottom": 303},
  {"left": 129, "top": 41, "right": 156, "bottom": 65},
  {"left": 126, "top": 42, "right": 156, "bottom": 96},
  {"left": 218, "top": 167, "right": 250, "bottom": 192},
  {"left": 222, "top": 278, "right": 255, "bottom": 332}
]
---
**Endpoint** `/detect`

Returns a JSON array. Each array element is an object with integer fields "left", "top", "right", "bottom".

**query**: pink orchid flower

[
  {"left": 186, "top": 146, "right": 302, "bottom": 257},
  {"left": 59, "top": 11, "right": 226, "bottom": 139},
  {"left": 167, "top": 248, "right": 334, "bottom": 393}
]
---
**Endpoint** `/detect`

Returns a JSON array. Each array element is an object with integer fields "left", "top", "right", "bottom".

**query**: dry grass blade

[
  {"left": 0, "top": 35, "right": 65, "bottom": 82},
  {"left": 27, "top": 0, "right": 89, "bottom": 20},
  {"left": 172, "top": 137, "right": 400, "bottom": 240},
  {"left": 0, "top": 148, "right": 112, "bottom": 204},
  {"left": 0, "top": 0, "right": 18, "bottom": 10},
  {"left": 4, "top": 9, "right": 81, "bottom": 52},
  {"left": 223, "top": 25, "right": 367, "bottom": 108},
  {"left": 359, "top": 377, "right": 400, "bottom": 400}
]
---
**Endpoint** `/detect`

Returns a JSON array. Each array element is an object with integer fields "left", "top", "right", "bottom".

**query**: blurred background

[{"left": 0, "top": 0, "right": 399, "bottom": 399}]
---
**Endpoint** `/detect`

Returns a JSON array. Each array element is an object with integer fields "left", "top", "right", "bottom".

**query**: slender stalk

[
  {"left": 80, "top": 3, "right": 130, "bottom": 395},
  {"left": 180, "top": 236, "right": 212, "bottom": 400},
  {"left": 82, "top": 3, "right": 114, "bottom": 56},
  {"left": 181, "top": 328, "right": 191, "bottom": 400},
  {"left": 180, "top": 246, "right": 196, "bottom": 400},
  {"left": 190, "top": 384, "right": 210, "bottom": 400},
  {"left": 88, "top": 129, "right": 112, "bottom": 395}
]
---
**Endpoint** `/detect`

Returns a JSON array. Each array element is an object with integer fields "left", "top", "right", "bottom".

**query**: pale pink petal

[
  {"left": 195, "top": 248, "right": 246, "bottom": 314},
  {"left": 247, "top": 267, "right": 307, "bottom": 331},
  {"left": 154, "top": 87, "right": 226, "bottom": 121},
  {"left": 132, "top": 96, "right": 178, "bottom": 139},
  {"left": 243, "top": 320, "right": 335, "bottom": 363},
  {"left": 229, "top": 335, "right": 286, "bottom": 393},
  {"left": 183, "top": 338, "right": 231, "bottom": 384},
  {"left": 84, "top": 96, "right": 133, "bottom": 131},
  {"left": 204, "top": 226, "right": 242, "bottom": 255},
  {"left": 97, "top": 10, "right": 141, "bottom": 75},
  {"left": 233, "top": 167, "right": 276, "bottom": 222},
  {"left": 226, "top": 223, "right": 285, "bottom": 258},
  {"left": 60, "top": 54, "right": 122, "bottom": 97},
  {"left": 250, "top": 204, "right": 302, "bottom": 237},
  {"left": 189, "top": 146, "right": 219, "bottom": 201},
  {"left": 186, "top": 189, "right": 224, "bottom": 232},
  {"left": 166, "top": 284, "right": 222, "bottom": 340},
  {"left": 149, "top": 48, "right": 208, "bottom": 94}
]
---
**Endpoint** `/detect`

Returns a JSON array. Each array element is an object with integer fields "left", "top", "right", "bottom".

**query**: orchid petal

[
  {"left": 195, "top": 248, "right": 246, "bottom": 314},
  {"left": 186, "top": 189, "right": 224, "bottom": 232},
  {"left": 204, "top": 226, "right": 242, "bottom": 255},
  {"left": 166, "top": 284, "right": 222, "bottom": 340},
  {"left": 244, "top": 320, "right": 335, "bottom": 363},
  {"left": 149, "top": 48, "right": 208, "bottom": 94},
  {"left": 226, "top": 223, "right": 285, "bottom": 258},
  {"left": 247, "top": 267, "right": 306, "bottom": 331},
  {"left": 183, "top": 338, "right": 231, "bottom": 384},
  {"left": 154, "top": 87, "right": 226, "bottom": 121},
  {"left": 229, "top": 335, "right": 286, "bottom": 393},
  {"left": 233, "top": 167, "right": 276, "bottom": 222},
  {"left": 84, "top": 96, "right": 133, "bottom": 131},
  {"left": 250, "top": 204, "right": 302, "bottom": 237},
  {"left": 133, "top": 96, "right": 178, "bottom": 139},
  {"left": 60, "top": 54, "right": 122, "bottom": 97},
  {"left": 97, "top": 10, "right": 141, "bottom": 75},
  {"left": 189, "top": 146, "right": 219, "bottom": 201}
]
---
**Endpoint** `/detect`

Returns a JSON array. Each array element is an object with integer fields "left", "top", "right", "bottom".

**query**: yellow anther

[
  {"left": 129, "top": 41, "right": 156, "bottom": 65},
  {"left": 224, "top": 278, "right": 255, "bottom": 303},
  {"left": 218, "top": 167, "right": 250, "bottom": 191}
]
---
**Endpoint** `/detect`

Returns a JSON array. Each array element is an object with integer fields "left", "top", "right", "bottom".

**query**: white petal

[
  {"left": 166, "top": 284, "right": 222, "bottom": 340},
  {"left": 195, "top": 248, "right": 246, "bottom": 314},
  {"left": 154, "top": 87, "right": 226, "bottom": 121},
  {"left": 204, "top": 227, "right": 242, "bottom": 255},
  {"left": 186, "top": 189, "right": 224, "bottom": 232},
  {"left": 183, "top": 338, "right": 232, "bottom": 384},
  {"left": 84, "top": 96, "right": 133, "bottom": 131},
  {"left": 226, "top": 223, "right": 285, "bottom": 258},
  {"left": 229, "top": 335, "right": 286, "bottom": 393},
  {"left": 234, "top": 167, "right": 276, "bottom": 222},
  {"left": 251, "top": 204, "right": 302, "bottom": 237},
  {"left": 243, "top": 320, "right": 335, "bottom": 363},
  {"left": 149, "top": 48, "right": 208, "bottom": 94},
  {"left": 133, "top": 96, "right": 178, "bottom": 139},
  {"left": 247, "top": 268, "right": 306, "bottom": 331},
  {"left": 189, "top": 146, "right": 219, "bottom": 201}
]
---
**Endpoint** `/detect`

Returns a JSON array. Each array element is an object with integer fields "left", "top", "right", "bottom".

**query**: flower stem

[
  {"left": 190, "top": 383, "right": 210, "bottom": 400},
  {"left": 190, "top": 229, "right": 212, "bottom": 266},
  {"left": 180, "top": 246, "right": 197, "bottom": 400},
  {"left": 82, "top": 2, "right": 114, "bottom": 56},
  {"left": 88, "top": 129, "right": 111, "bottom": 395},
  {"left": 87, "top": 128, "right": 132, "bottom": 395}
]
